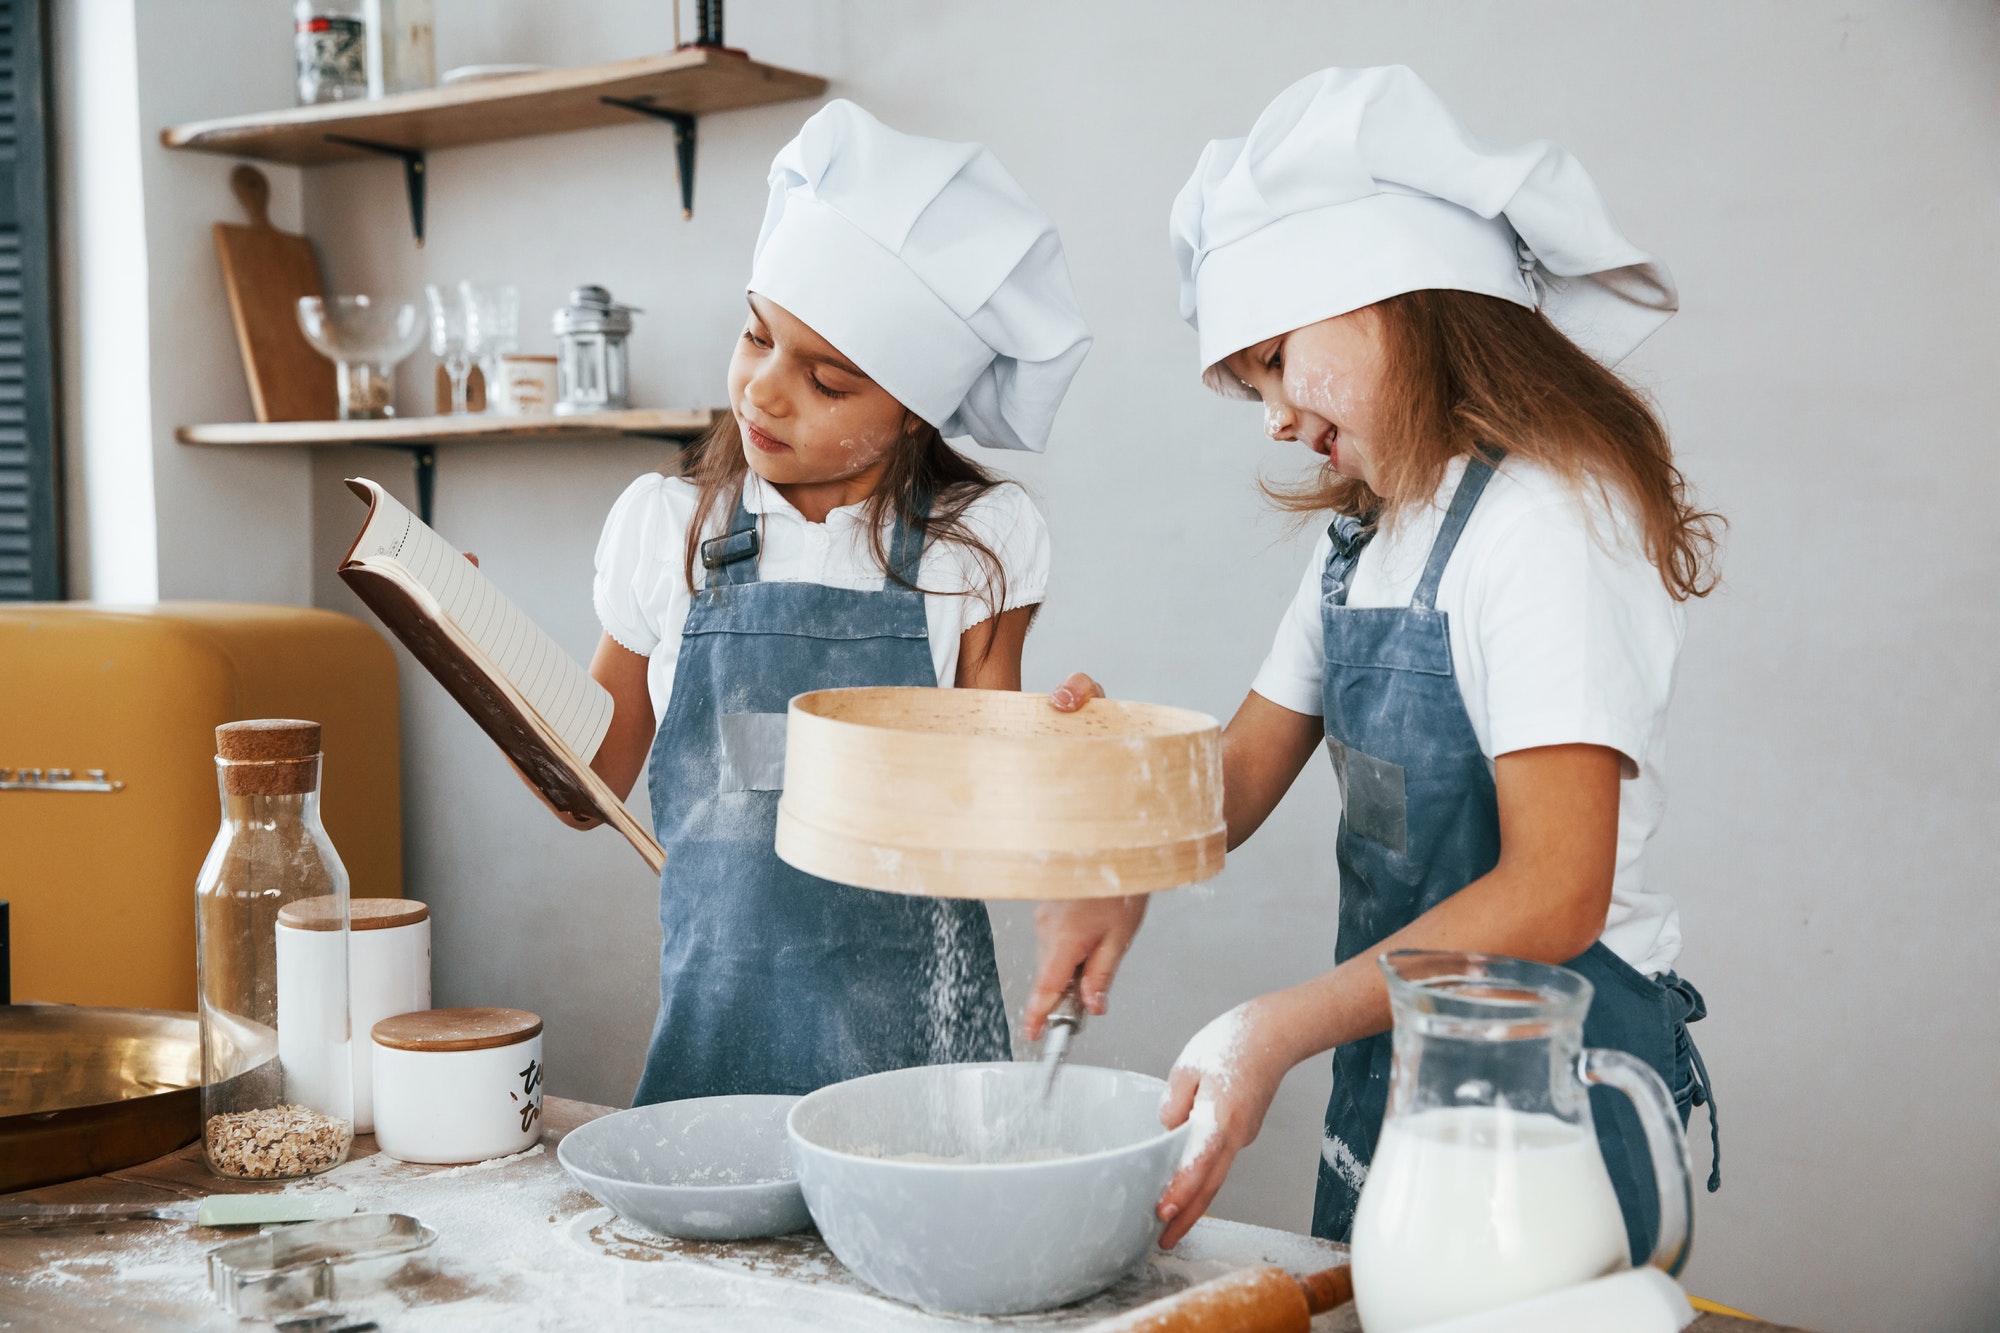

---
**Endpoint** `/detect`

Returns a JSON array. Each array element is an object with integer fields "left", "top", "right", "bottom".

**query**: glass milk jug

[
  {"left": 196, "top": 720, "right": 354, "bottom": 1179},
  {"left": 1350, "top": 951, "right": 1692, "bottom": 1332}
]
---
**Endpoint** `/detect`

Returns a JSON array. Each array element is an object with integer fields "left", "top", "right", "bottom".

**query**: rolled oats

[{"left": 204, "top": 1105, "right": 350, "bottom": 1179}]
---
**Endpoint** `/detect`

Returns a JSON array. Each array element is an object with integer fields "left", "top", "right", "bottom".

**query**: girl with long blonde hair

[{"left": 1039, "top": 67, "right": 1722, "bottom": 1284}]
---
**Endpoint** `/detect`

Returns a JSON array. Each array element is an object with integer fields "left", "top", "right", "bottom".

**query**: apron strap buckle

[{"left": 700, "top": 528, "right": 761, "bottom": 571}]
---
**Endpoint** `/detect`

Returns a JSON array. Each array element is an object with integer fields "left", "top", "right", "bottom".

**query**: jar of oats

[{"left": 196, "top": 720, "right": 354, "bottom": 1179}]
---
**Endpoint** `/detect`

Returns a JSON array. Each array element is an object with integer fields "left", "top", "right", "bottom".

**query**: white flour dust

[
  {"left": 872, "top": 1148, "right": 1077, "bottom": 1165},
  {"left": 1173, "top": 1006, "right": 1249, "bottom": 1078},
  {"left": 925, "top": 899, "right": 969, "bottom": 1062},
  {"left": 21, "top": 1219, "right": 213, "bottom": 1308},
  {"left": 644, "top": 1162, "right": 789, "bottom": 1186},
  {"left": 14, "top": 1141, "right": 594, "bottom": 1329},
  {"left": 418, "top": 1143, "right": 544, "bottom": 1177},
  {"left": 1322, "top": 1133, "right": 1370, "bottom": 1193},
  {"left": 921, "top": 898, "right": 1006, "bottom": 1064},
  {"left": 1180, "top": 1099, "right": 1221, "bottom": 1172},
  {"left": 1167, "top": 1005, "right": 1251, "bottom": 1171}
]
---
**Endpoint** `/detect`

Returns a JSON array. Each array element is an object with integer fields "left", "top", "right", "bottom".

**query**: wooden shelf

[
  {"left": 179, "top": 408, "right": 720, "bottom": 524},
  {"left": 160, "top": 49, "right": 825, "bottom": 165},
  {"left": 177, "top": 407, "right": 721, "bottom": 448}
]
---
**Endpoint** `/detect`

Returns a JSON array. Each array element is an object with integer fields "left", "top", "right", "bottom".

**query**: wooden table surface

[{"left": 0, "top": 1096, "right": 1806, "bottom": 1331}]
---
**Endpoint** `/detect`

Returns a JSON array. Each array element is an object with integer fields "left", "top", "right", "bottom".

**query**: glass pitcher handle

[{"left": 1582, "top": 1047, "right": 1694, "bottom": 1276}]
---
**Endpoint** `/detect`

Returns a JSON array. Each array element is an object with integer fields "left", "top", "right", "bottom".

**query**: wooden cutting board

[{"left": 212, "top": 164, "right": 336, "bottom": 422}]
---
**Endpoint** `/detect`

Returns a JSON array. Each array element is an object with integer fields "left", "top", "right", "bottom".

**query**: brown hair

[
  {"left": 677, "top": 412, "right": 1012, "bottom": 622},
  {"left": 1266, "top": 289, "right": 1721, "bottom": 600}
]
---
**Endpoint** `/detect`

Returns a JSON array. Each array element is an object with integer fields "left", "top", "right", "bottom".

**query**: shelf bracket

[
  {"left": 600, "top": 97, "right": 698, "bottom": 219},
  {"left": 324, "top": 135, "right": 428, "bottom": 245},
  {"left": 359, "top": 443, "right": 439, "bottom": 525}
]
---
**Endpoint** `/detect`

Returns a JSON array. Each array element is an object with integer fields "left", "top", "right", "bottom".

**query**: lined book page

[{"left": 345, "top": 480, "right": 614, "bottom": 763}]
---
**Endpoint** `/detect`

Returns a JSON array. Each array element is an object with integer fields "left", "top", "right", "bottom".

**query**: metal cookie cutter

[{"left": 206, "top": 1212, "right": 438, "bottom": 1318}]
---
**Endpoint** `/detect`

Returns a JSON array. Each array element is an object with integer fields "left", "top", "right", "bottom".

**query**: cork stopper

[
  {"left": 278, "top": 896, "right": 430, "bottom": 933},
  {"left": 217, "top": 719, "right": 321, "bottom": 761},
  {"left": 216, "top": 719, "right": 322, "bottom": 796},
  {"left": 372, "top": 1007, "right": 543, "bottom": 1053}
]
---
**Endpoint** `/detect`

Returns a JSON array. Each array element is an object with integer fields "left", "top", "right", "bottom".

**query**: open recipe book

[{"left": 339, "top": 477, "right": 666, "bottom": 873}]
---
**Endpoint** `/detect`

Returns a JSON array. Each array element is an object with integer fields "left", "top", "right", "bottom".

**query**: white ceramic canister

[
  {"left": 271, "top": 895, "right": 352, "bottom": 1120},
  {"left": 277, "top": 896, "right": 431, "bottom": 1134},
  {"left": 349, "top": 899, "right": 431, "bottom": 1132},
  {"left": 372, "top": 1007, "right": 544, "bottom": 1164}
]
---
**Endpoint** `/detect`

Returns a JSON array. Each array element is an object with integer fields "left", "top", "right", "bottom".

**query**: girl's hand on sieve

[{"left": 1047, "top": 671, "right": 1105, "bottom": 712}]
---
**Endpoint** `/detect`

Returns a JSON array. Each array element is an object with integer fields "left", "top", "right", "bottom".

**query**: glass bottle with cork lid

[{"left": 197, "top": 719, "right": 355, "bottom": 1179}]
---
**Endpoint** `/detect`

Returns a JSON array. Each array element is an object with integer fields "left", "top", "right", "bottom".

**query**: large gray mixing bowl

[
  {"left": 558, "top": 1094, "right": 811, "bottom": 1240},
  {"left": 788, "top": 1063, "right": 1189, "bottom": 1315}
]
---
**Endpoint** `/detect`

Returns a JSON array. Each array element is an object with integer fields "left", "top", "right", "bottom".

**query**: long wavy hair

[
  {"left": 1265, "top": 289, "right": 1722, "bottom": 599},
  {"left": 677, "top": 412, "right": 1012, "bottom": 623}
]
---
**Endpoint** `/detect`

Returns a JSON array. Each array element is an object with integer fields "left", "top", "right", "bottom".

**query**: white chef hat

[
  {"left": 748, "top": 99, "right": 1091, "bottom": 452},
  {"left": 1172, "top": 65, "right": 1677, "bottom": 399}
]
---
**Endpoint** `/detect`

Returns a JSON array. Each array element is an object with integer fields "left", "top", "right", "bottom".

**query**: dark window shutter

[{"left": 0, "top": 0, "right": 58, "bottom": 601}]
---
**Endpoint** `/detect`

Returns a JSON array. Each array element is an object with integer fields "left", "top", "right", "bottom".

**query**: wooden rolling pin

[{"left": 1088, "top": 1263, "right": 1354, "bottom": 1333}]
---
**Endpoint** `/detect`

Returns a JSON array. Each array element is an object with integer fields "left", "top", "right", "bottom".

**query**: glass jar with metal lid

[{"left": 552, "top": 284, "right": 641, "bottom": 415}]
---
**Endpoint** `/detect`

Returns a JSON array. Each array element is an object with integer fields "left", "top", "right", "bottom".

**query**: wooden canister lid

[
  {"left": 216, "top": 719, "right": 321, "bottom": 761},
  {"left": 372, "top": 1007, "right": 542, "bottom": 1053},
  {"left": 277, "top": 896, "right": 430, "bottom": 932},
  {"left": 216, "top": 719, "right": 321, "bottom": 796}
]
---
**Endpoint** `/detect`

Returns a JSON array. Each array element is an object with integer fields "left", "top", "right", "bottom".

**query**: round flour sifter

[{"left": 774, "top": 687, "right": 1226, "bottom": 900}]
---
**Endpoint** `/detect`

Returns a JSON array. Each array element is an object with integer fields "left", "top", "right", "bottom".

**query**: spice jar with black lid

[{"left": 196, "top": 720, "right": 354, "bottom": 1179}]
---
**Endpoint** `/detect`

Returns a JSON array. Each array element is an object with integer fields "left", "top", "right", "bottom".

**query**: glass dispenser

[{"left": 197, "top": 720, "right": 354, "bottom": 1179}]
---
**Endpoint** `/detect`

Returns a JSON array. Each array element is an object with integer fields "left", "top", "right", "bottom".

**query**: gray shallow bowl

[
  {"left": 788, "top": 1063, "right": 1188, "bottom": 1315},
  {"left": 558, "top": 1094, "right": 810, "bottom": 1240}
]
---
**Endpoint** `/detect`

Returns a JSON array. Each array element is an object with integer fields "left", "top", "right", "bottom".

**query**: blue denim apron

[
  {"left": 1310, "top": 452, "right": 1719, "bottom": 1263},
  {"left": 631, "top": 492, "right": 1011, "bottom": 1104}
]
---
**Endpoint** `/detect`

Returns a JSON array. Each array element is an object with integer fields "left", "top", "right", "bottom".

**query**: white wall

[
  {"left": 54, "top": 0, "right": 157, "bottom": 600},
  {"left": 54, "top": 0, "right": 318, "bottom": 602},
  {"left": 115, "top": 3, "right": 2000, "bottom": 1329}
]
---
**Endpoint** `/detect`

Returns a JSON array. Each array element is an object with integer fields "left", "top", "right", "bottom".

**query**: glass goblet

[
  {"left": 296, "top": 295, "right": 424, "bottom": 420},
  {"left": 462, "top": 281, "right": 519, "bottom": 412},
  {"left": 425, "top": 283, "right": 473, "bottom": 415}
]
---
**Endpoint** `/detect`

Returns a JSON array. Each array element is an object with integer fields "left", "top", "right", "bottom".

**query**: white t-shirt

[
  {"left": 1250, "top": 456, "right": 1685, "bottom": 976},
  {"left": 594, "top": 471, "right": 1050, "bottom": 724}
]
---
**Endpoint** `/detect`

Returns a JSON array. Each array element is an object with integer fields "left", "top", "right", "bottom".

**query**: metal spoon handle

[{"left": 1039, "top": 981, "right": 1087, "bottom": 1098}]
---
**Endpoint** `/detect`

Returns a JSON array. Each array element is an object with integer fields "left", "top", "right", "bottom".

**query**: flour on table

[
  {"left": 417, "top": 1143, "right": 545, "bottom": 1177},
  {"left": 8, "top": 1111, "right": 1348, "bottom": 1330}
]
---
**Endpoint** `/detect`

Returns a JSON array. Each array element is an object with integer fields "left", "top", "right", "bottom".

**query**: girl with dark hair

[{"left": 579, "top": 99, "right": 1090, "bottom": 1105}]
